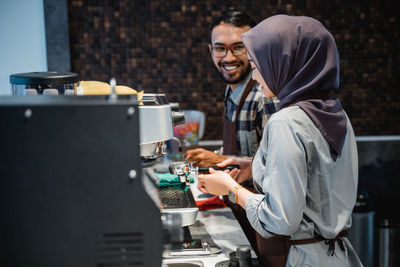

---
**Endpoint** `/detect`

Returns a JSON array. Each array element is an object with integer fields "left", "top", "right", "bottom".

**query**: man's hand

[{"left": 185, "top": 148, "right": 227, "bottom": 167}]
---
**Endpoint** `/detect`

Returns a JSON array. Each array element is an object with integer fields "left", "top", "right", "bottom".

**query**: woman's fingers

[
  {"left": 209, "top": 167, "right": 218, "bottom": 174},
  {"left": 197, "top": 181, "right": 207, "bottom": 193},
  {"left": 209, "top": 168, "right": 226, "bottom": 176},
  {"left": 199, "top": 185, "right": 209, "bottom": 194},
  {"left": 217, "top": 157, "right": 239, "bottom": 168},
  {"left": 229, "top": 169, "right": 241, "bottom": 180},
  {"left": 198, "top": 171, "right": 234, "bottom": 196},
  {"left": 198, "top": 175, "right": 205, "bottom": 184},
  {"left": 197, "top": 175, "right": 209, "bottom": 193}
]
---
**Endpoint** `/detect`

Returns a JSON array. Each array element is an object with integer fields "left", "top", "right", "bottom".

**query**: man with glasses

[
  {"left": 185, "top": 8, "right": 278, "bottom": 256},
  {"left": 186, "top": 8, "right": 277, "bottom": 168}
]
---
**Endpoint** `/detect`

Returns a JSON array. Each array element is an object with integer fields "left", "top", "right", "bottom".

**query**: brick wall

[{"left": 68, "top": 0, "right": 400, "bottom": 139}]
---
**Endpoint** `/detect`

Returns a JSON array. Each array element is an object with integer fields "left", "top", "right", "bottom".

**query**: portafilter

[{"left": 169, "top": 161, "right": 240, "bottom": 184}]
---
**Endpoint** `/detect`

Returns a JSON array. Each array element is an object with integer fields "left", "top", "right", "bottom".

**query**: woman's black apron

[{"left": 221, "top": 79, "right": 264, "bottom": 260}]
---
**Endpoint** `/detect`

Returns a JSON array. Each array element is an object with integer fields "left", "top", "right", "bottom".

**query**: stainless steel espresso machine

[
  {"left": 0, "top": 92, "right": 203, "bottom": 267},
  {"left": 139, "top": 94, "right": 212, "bottom": 258},
  {"left": 139, "top": 93, "right": 200, "bottom": 226}
]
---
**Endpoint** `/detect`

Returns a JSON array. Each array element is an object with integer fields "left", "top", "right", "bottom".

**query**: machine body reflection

[{"left": 0, "top": 93, "right": 203, "bottom": 267}]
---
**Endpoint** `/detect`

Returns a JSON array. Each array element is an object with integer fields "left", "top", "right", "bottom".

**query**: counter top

[
  {"left": 163, "top": 208, "right": 255, "bottom": 266},
  {"left": 162, "top": 180, "right": 256, "bottom": 267}
]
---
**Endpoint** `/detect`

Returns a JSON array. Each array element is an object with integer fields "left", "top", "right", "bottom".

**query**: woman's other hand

[{"left": 197, "top": 168, "right": 237, "bottom": 196}]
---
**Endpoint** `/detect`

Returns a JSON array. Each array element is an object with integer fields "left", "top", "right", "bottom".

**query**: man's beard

[{"left": 218, "top": 64, "right": 251, "bottom": 85}]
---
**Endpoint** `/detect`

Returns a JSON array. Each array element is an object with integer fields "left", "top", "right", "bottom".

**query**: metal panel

[{"left": 0, "top": 95, "right": 162, "bottom": 267}]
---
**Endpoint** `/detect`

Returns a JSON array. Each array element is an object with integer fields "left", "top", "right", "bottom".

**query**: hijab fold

[{"left": 242, "top": 15, "right": 347, "bottom": 160}]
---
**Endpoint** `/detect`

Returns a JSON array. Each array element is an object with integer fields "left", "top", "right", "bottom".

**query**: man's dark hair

[{"left": 210, "top": 7, "right": 257, "bottom": 38}]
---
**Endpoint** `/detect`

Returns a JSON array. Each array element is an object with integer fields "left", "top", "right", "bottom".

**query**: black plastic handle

[{"left": 197, "top": 165, "right": 240, "bottom": 173}]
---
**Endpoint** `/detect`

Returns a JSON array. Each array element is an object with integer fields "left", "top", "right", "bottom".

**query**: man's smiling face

[{"left": 209, "top": 23, "right": 251, "bottom": 86}]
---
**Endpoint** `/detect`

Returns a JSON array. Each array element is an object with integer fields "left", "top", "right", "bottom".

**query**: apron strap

[
  {"left": 235, "top": 79, "right": 257, "bottom": 121},
  {"left": 222, "top": 79, "right": 257, "bottom": 155},
  {"left": 288, "top": 230, "right": 348, "bottom": 256},
  {"left": 255, "top": 230, "right": 348, "bottom": 266}
]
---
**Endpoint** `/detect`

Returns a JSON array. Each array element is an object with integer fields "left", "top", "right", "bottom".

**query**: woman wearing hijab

[{"left": 197, "top": 15, "right": 363, "bottom": 266}]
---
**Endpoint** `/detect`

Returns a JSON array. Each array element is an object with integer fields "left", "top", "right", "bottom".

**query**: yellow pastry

[{"left": 76, "top": 80, "right": 143, "bottom": 103}]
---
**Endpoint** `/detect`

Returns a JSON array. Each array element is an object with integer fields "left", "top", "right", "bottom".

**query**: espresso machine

[
  {"left": 139, "top": 94, "right": 213, "bottom": 258},
  {"left": 0, "top": 90, "right": 204, "bottom": 267}
]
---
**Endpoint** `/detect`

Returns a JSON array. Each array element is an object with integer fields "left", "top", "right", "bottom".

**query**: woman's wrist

[
  {"left": 237, "top": 187, "right": 251, "bottom": 208},
  {"left": 225, "top": 177, "right": 239, "bottom": 192},
  {"left": 224, "top": 174, "right": 251, "bottom": 208}
]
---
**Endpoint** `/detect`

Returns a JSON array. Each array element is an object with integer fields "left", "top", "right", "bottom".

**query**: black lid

[
  {"left": 229, "top": 251, "right": 239, "bottom": 262},
  {"left": 380, "top": 219, "right": 400, "bottom": 228},
  {"left": 354, "top": 192, "right": 374, "bottom": 212},
  {"left": 236, "top": 245, "right": 251, "bottom": 258},
  {"left": 10, "top": 72, "right": 80, "bottom": 85}
]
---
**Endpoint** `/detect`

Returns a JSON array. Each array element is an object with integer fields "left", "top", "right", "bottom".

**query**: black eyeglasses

[{"left": 211, "top": 43, "right": 246, "bottom": 58}]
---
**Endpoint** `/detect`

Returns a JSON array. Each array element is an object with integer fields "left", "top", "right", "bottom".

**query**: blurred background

[
  {"left": 68, "top": 0, "right": 400, "bottom": 139},
  {"left": 0, "top": 1, "right": 399, "bottom": 266},
  {"left": 1, "top": 0, "right": 399, "bottom": 140}
]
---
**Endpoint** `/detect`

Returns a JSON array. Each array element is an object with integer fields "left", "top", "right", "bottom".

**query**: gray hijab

[{"left": 242, "top": 14, "right": 347, "bottom": 160}]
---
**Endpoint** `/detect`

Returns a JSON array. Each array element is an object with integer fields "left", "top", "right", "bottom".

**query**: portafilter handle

[{"left": 197, "top": 165, "right": 240, "bottom": 173}]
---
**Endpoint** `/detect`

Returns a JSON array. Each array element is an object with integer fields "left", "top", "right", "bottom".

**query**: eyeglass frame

[{"left": 209, "top": 42, "right": 247, "bottom": 58}]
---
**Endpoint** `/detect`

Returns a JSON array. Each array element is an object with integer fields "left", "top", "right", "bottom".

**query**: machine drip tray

[
  {"left": 159, "top": 184, "right": 196, "bottom": 209},
  {"left": 160, "top": 184, "right": 199, "bottom": 226}
]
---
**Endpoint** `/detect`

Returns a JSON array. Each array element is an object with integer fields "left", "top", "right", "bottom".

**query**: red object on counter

[{"left": 195, "top": 196, "right": 227, "bottom": 211}]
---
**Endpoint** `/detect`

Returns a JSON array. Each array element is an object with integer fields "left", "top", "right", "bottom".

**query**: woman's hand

[
  {"left": 185, "top": 148, "right": 228, "bottom": 167},
  {"left": 217, "top": 157, "right": 252, "bottom": 184},
  {"left": 197, "top": 168, "right": 237, "bottom": 196}
]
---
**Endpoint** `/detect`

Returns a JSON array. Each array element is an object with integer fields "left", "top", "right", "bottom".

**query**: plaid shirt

[{"left": 224, "top": 73, "right": 278, "bottom": 157}]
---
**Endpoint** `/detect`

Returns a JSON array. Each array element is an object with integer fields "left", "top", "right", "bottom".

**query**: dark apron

[
  {"left": 222, "top": 79, "right": 262, "bottom": 259},
  {"left": 222, "top": 78, "right": 256, "bottom": 155}
]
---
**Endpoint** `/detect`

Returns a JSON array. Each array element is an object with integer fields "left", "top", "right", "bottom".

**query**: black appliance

[
  {"left": 0, "top": 95, "right": 162, "bottom": 267},
  {"left": 10, "top": 71, "right": 79, "bottom": 95}
]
